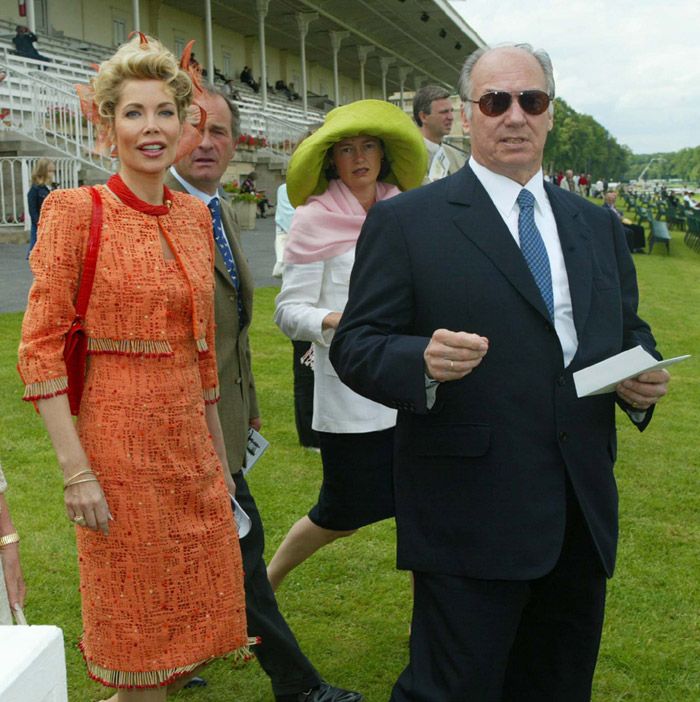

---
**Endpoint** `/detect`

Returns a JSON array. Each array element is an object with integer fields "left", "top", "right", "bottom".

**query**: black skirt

[{"left": 308, "top": 428, "right": 395, "bottom": 530}]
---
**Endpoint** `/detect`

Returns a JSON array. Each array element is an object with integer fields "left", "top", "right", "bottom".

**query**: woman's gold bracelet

[
  {"left": 63, "top": 477, "right": 99, "bottom": 491},
  {"left": 0, "top": 532, "right": 20, "bottom": 547},
  {"left": 63, "top": 469, "right": 94, "bottom": 487}
]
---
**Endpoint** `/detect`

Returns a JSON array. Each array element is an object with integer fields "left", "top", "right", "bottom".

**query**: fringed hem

[
  {"left": 196, "top": 336, "right": 209, "bottom": 354},
  {"left": 87, "top": 337, "right": 174, "bottom": 357},
  {"left": 203, "top": 386, "right": 220, "bottom": 405},
  {"left": 79, "top": 637, "right": 259, "bottom": 689},
  {"left": 23, "top": 376, "right": 69, "bottom": 401}
]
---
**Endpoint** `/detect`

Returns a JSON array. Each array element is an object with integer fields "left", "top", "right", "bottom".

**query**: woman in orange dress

[{"left": 18, "top": 35, "right": 248, "bottom": 701}]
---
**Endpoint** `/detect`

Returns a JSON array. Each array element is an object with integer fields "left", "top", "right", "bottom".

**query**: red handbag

[{"left": 63, "top": 186, "right": 103, "bottom": 416}]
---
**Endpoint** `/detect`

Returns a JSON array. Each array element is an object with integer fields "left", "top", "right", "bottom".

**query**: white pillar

[
  {"left": 329, "top": 30, "right": 349, "bottom": 107},
  {"left": 357, "top": 46, "right": 373, "bottom": 100},
  {"left": 204, "top": 0, "right": 214, "bottom": 86},
  {"left": 380, "top": 57, "right": 395, "bottom": 101},
  {"left": 132, "top": 0, "right": 140, "bottom": 32},
  {"left": 26, "top": 0, "right": 36, "bottom": 33},
  {"left": 398, "top": 66, "right": 410, "bottom": 110},
  {"left": 296, "top": 12, "right": 318, "bottom": 119},
  {"left": 256, "top": 0, "right": 270, "bottom": 111},
  {"left": 413, "top": 74, "right": 427, "bottom": 91}
]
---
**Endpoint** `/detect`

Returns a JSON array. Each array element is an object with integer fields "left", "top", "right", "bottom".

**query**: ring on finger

[
  {"left": 449, "top": 360, "right": 454, "bottom": 370},
  {"left": 632, "top": 401, "right": 639, "bottom": 408},
  {"left": 72, "top": 515, "right": 87, "bottom": 526}
]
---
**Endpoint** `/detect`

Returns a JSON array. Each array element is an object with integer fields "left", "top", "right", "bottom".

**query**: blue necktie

[
  {"left": 517, "top": 189, "right": 554, "bottom": 321},
  {"left": 208, "top": 196, "right": 245, "bottom": 325}
]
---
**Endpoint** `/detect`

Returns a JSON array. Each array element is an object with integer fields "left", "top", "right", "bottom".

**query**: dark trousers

[
  {"left": 391, "top": 481, "right": 607, "bottom": 702},
  {"left": 292, "top": 340, "right": 319, "bottom": 448},
  {"left": 623, "top": 223, "right": 646, "bottom": 252},
  {"left": 234, "top": 470, "right": 321, "bottom": 696}
]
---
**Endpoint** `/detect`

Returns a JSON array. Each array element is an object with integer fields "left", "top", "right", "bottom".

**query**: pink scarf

[{"left": 284, "top": 179, "right": 401, "bottom": 264}]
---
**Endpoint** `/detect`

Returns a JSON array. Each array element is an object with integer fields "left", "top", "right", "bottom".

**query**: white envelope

[
  {"left": 573, "top": 345, "right": 690, "bottom": 398},
  {"left": 230, "top": 494, "right": 252, "bottom": 539}
]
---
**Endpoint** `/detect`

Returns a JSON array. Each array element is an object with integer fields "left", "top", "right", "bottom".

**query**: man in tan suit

[
  {"left": 413, "top": 84, "right": 467, "bottom": 182},
  {"left": 169, "top": 87, "right": 362, "bottom": 702}
]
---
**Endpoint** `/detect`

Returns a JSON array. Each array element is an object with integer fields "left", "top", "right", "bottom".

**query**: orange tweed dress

[{"left": 18, "top": 185, "right": 249, "bottom": 688}]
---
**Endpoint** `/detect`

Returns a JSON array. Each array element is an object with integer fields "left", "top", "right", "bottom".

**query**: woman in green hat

[{"left": 268, "top": 100, "right": 427, "bottom": 591}]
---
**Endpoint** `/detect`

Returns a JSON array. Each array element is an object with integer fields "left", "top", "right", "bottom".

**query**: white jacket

[{"left": 275, "top": 248, "right": 397, "bottom": 433}]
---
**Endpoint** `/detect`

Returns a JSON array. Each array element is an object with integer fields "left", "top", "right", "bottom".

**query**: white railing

[
  {"left": 0, "top": 156, "right": 78, "bottom": 228},
  {"left": 0, "top": 60, "right": 112, "bottom": 175},
  {"left": 238, "top": 108, "right": 320, "bottom": 155}
]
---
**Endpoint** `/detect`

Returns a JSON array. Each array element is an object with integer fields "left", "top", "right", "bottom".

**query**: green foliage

[
  {"left": 625, "top": 147, "right": 700, "bottom": 185},
  {"left": 544, "top": 97, "right": 630, "bottom": 179},
  {"left": 1, "top": 251, "right": 699, "bottom": 700}
]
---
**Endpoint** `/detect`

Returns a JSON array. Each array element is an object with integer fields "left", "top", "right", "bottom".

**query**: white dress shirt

[{"left": 469, "top": 157, "right": 579, "bottom": 367}]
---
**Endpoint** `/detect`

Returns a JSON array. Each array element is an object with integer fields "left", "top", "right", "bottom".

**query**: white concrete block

[{"left": 0, "top": 626, "right": 68, "bottom": 702}]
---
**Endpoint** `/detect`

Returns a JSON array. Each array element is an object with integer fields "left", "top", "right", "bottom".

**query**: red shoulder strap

[{"left": 74, "top": 186, "right": 103, "bottom": 318}]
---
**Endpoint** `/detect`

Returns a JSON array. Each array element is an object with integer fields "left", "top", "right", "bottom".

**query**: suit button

[
  {"left": 229, "top": 295, "right": 235, "bottom": 301},
  {"left": 559, "top": 431, "right": 568, "bottom": 442},
  {"left": 235, "top": 377, "right": 242, "bottom": 385},
  {"left": 557, "top": 375, "right": 565, "bottom": 386},
  {"left": 545, "top": 323, "right": 554, "bottom": 333}
]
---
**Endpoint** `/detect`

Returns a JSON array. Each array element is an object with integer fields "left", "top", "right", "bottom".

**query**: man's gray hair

[
  {"left": 458, "top": 43, "right": 555, "bottom": 119},
  {"left": 413, "top": 84, "right": 452, "bottom": 127},
  {"left": 202, "top": 85, "right": 241, "bottom": 139}
]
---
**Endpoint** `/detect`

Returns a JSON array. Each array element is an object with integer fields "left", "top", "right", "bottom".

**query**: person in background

[
  {"left": 12, "top": 25, "right": 51, "bottom": 62},
  {"left": 267, "top": 99, "right": 426, "bottom": 592},
  {"left": 26, "top": 158, "right": 55, "bottom": 256},
  {"left": 18, "top": 35, "right": 248, "bottom": 702},
  {"left": 603, "top": 190, "right": 646, "bottom": 253},
  {"left": 559, "top": 168, "right": 577, "bottom": 192},
  {"left": 241, "top": 171, "right": 270, "bottom": 218},
  {"left": 0, "top": 463, "right": 26, "bottom": 625},
  {"left": 169, "top": 86, "right": 362, "bottom": 702},
  {"left": 413, "top": 84, "right": 466, "bottom": 182},
  {"left": 330, "top": 42, "right": 669, "bottom": 701},
  {"left": 273, "top": 182, "right": 320, "bottom": 451}
]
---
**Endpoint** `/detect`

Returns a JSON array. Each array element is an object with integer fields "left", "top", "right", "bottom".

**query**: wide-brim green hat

[{"left": 286, "top": 99, "right": 428, "bottom": 207}]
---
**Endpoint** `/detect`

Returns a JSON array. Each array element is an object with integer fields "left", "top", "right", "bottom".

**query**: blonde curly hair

[{"left": 93, "top": 34, "right": 193, "bottom": 126}]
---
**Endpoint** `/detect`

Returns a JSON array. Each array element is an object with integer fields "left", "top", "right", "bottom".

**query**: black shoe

[
  {"left": 277, "top": 682, "right": 363, "bottom": 702},
  {"left": 183, "top": 676, "right": 207, "bottom": 688}
]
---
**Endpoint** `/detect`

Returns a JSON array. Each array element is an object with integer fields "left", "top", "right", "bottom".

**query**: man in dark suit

[
  {"left": 330, "top": 44, "right": 670, "bottom": 701},
  {"left": 603, "top": 190, "right": 646, "bottom": 253},
  {"left": 169, "top": 87, "right": 362, "bottom": 702}
]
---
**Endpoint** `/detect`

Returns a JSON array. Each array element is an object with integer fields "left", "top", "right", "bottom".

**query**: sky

[{"left": 448, "top": 0, "right": 700, "bottom": 154}]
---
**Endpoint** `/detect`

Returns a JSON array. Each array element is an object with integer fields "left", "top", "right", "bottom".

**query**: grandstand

[{"left": 0, "top": 0, "right": 484, "bottom": 237}]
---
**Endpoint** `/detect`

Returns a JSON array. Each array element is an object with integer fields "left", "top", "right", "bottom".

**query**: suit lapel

[
  {"left": 448, "top": 167, "right": 553, "bottom": 322},
  {"left": 220, "top": 199, "right": 253, "bottom": 322},
  {"left": 546, "top": 183, "right": 593, "bottom": 341}
]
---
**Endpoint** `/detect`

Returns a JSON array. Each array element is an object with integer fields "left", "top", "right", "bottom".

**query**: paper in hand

[
  {"left": 243, "top": 427, "right": 269, "bottom": 475},
  {"left": 573, "top": 345, "right": 690, "bottom": 398}
]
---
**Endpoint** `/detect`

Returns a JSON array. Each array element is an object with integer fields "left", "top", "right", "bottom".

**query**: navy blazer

[{"left": 330, "top": 165, "right": 659, "bottom": 580}]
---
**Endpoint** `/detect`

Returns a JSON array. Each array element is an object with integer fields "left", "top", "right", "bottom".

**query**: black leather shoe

[{"left": 277, "top": 681, "right": 363, "bottom": 702}]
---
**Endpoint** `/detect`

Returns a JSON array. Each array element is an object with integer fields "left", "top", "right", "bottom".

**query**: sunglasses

[{"left": 469, "top": 90, "right": 552, "bottom": 117}]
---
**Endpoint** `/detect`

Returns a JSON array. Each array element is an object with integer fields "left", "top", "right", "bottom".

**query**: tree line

[
  {"left": 540, "top": 97, "right": 698, "bottom": 185},
  {"left": 543, "top": 97, "right": 630, "bottom": 181}
]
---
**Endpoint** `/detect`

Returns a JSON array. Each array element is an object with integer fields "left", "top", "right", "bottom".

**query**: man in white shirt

[
  {"left": 331, "top": 43, "right": 670, "bottom": 702},
  {"left": 168, "top": 87, "right": 362, "bottom": 702},
  {"left": 413, "top": 84, "right": 467, "bottom": 181}
]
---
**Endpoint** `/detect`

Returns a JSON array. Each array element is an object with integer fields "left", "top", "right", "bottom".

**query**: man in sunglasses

[
  {"left": 331, "top": 42, "right": 669, "bottom": 701},
  {"left": 412, "top": 84, "right": 466, "bottom": 182}
]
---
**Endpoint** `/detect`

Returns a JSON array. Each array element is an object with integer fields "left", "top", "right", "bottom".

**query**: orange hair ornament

[
  {"left": 175, "top": 39, "right": 208, "bottom": 163},
  {"left": 75, "top": 33, "right": 207, "bottom": 162}
]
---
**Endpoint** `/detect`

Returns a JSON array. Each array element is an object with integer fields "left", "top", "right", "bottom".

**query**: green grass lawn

[{"left": 1, "top": 229, "right": 698, "bottom": 701}]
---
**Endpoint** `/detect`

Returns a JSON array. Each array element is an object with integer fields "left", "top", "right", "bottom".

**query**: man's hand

[
  {"left": 249, "top": 417, "right": 262, "bottom": 431},
  {"left": 424, "top": 329, "right": 489, "bottom": 382},
  {"left": 616, "top": 369, "right": 670, "bottom": 410}
]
